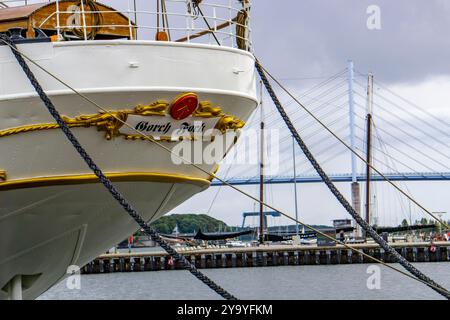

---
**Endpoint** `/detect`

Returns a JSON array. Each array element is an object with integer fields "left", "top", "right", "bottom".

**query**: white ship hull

[{"left": 0, "top": 40, "right": 257, "bottom": 299}]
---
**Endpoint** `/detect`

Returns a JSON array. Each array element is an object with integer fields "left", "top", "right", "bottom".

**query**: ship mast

[
  {"left": 292, "top": 136, "right": 300, "bottom": 236},
  {"left": 259, "top": 80, "right": 265, "bottom": 244}
]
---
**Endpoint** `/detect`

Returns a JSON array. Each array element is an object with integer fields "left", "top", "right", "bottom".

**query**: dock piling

[{"left": 81, "top": 243, "right": 449, "bottom": 274}]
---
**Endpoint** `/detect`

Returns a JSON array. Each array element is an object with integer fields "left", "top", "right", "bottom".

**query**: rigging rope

[
  {"left": 0, "top": 34, "right": 237, "bottom": 301},
  {"left": 254, "top": 60, "right": 450, "bottom": 299},
  {"left": 193, "top": 2, "right": 220, "bottom": 45},
  {"left": 3, "top": 36, "right": 449, "bottom": 299}
]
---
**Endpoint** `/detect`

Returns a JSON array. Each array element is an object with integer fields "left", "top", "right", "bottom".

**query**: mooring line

[
  {"left": 3, "top": 39, "right": 449, "bottom": 299},
  {"left": 0, "top": 35, "right": 238, "bottom": 301}
]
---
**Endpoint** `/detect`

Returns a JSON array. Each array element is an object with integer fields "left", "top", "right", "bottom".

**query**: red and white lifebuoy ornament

[{"left": 170, "top": 93, "right": 199, "bottom": 120}]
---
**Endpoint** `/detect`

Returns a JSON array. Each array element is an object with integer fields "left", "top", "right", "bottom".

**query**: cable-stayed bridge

[{"left": 211, "top": 63, "right": 450, "bottom": 188}]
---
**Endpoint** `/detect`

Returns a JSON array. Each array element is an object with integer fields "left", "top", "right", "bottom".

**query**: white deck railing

[{"left": 1, "top": 0, "right": 252, "bottom": 50}]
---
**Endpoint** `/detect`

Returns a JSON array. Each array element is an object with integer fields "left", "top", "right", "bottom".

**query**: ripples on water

[{"left": 39, "top": 263, "right": 449, "bottom": 300}]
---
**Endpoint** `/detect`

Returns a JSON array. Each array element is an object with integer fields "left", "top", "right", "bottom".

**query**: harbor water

[{"left": 38, "top": 262, "right": 450, "bottom": 300}]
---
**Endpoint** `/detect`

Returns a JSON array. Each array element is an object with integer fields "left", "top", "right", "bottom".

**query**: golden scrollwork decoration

[
  {"left": 0, "top": 102, "right": 170, "bottom": 141},
  {"left": 0, "top": 96, "right": 245, "bottom": 141},
  {"left": 61, "top": 101, "right": 170, "bottom": 140},
  {"left": 62, "top": 111, "right": 128, "bottom": 140},
  {"left": 134, "top": 101, "right": 169, "bottom": 116},
  {"left": 215, "top": 115, "right": 245, "bottom": 133},
  {"left": 194, "top": 101, "right": 244, "bottom": 133},
  {"left": 193, "top": 101, "right": 224, "bottom": 118}
]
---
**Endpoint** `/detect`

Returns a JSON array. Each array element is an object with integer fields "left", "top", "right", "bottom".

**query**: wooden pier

[{"left": 81, "top": 242, "right": 450, "bottom": 274}]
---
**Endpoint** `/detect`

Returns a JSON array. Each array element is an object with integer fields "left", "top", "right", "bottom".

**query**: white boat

[
  {"left": 0, "top": 0, "right": 256, "bottom": 299},
  {"left": 225, "top": 240, "right": 247, "bottom": 247}
]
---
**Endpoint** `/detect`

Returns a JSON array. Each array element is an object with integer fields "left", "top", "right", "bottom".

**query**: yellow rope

[
  {"left": 70, "top": 0, "right": 103, "bottom": 40},
  {"left": 0, "top": 123, "right": 85, "bottom": 138},
  {"left": 236, "top": 9, "right": 248, "bottom": 50}
]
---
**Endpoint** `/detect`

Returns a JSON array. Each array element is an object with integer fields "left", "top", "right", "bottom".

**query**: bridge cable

[
  {"left": 353, "top": 121, "right": 433, "bottom": 173},
  {"left": 232, "top": 116, "right": 349, "bottom": 179},
  {"left": 266, "top": 90, "right": 348, "bottom": 130},
  {"left": 255, "top": 60, "right": 450, "bottom": 299},
  {"left": 281, "top": 68, "right": 348, "bottom": 100},
  {"left": 353, "top": 101, "right": 450, "bottom": 171},
  {"left": 255, "top": 62, "right": 449, "bottom": 230},
  {"left": 354, "top": 130, "right": 421, "bottom": 174},
  {"left": 355, "top": 70, "right": 450, "bottom": 133},
  {"left": 0, "top": 35, "right": 238, "bottom": 301},
  {"left": 352, "top": 88, "right": 450, "bottom": 158},
  {"left": 372, "top": 122, "right": 417, "bottom": 227},
  {"left": 253, "top": 102, "right": 435, "bottom": 187},
  {"left": 262, "top": 73, "right": 347, "bottom": 120},
  {"left": 278, "top": 81, "right": 443, "bottom": 173},
  {"left": 264, "top": 79, "right": 348, "bottom": 123},
  {"left": 261, "top": 80, "right": 441, "bottom": 175},
  {"left": 4, "top": 39, "right": 449, "bottom": 299},
  {"left": 373, "top": 121, "right": 418, "bottom": 199},
  {"left": 370, "top": 89, "right": 449, "bottom": 140},
  {"left": 353, "top": 79, "right": 450, "bottom": 148},
  {"left": 352, "top": 104, "right": 440, "bottom": 172}
]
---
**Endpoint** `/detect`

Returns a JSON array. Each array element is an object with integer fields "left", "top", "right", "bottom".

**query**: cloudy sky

[
  {"left": 252, "top": 0, "right": 450, "bottom": 83},
  {"left": 168, "top": 0, "right": 450, "bottom": 228}
]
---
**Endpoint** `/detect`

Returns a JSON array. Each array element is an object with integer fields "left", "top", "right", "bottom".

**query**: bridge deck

[{"left": 211, "top": 172, "right": 450, "bottom": 186}]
